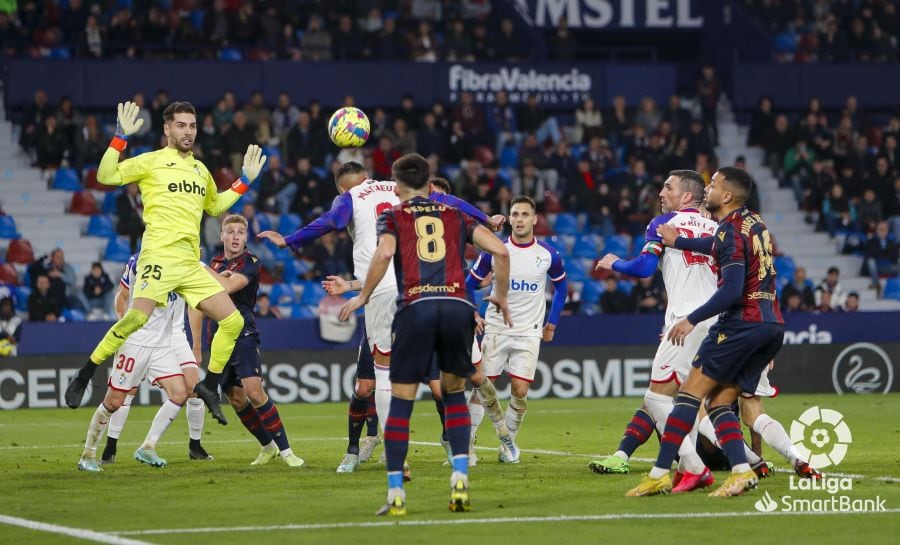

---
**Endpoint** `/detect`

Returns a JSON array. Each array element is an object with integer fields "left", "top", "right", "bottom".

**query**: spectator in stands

[
  {"left": 374, "top": 16, "right": 407, "bottom": 60},
  {"left": 55, "top": 96, "right": 83, "bottom": 153},
  {"left": 686, "top": 118, "right": 713, "bottom": 158},
  {"left": 469, "top": 23, "right": 496, "bottom": 60},
  {"left": 857, "top": 188, "right": 884, "bottom": 233},
  {"left": 307, "top": 231, "right": 353, "bottom": 278},
  {"left": 242, "top": 202, "right": 277, "bottom": 272},
  {"left": 372, "top": 135, "right": 400, "bottom": 179},
  {"left": 494, "top": 18, "right": 529, "bottom": 61},
  {"left": 764, "top": 114, "right": 793, "bottom": 174},
  {"left": 781, "top": 266, "right": 816, "bottom": 311},
  {"left": 0, "top": 296, "right": 22, "bottom": 356},
  {"left": 783, "top": 293, "right": 804, "bottom": 313},
  {"left": 225, "top": 111, "right": 260, "bottom": 175},
  {"left": 574, "top": 97, "right": 603, "bottom": 145},
  {"left": 841, "top": 292, "right": 861, "bottom": 312},
  {"left": 412, "top": 0, "right": 442, "bottom": 22},
  {"left": 75, "top": 115, "right": 106, "bottom": 170},
  {"left": 486, "top": 90, "right": 518, "bottom": 151},
  {"left": 600, "top": 276, "right": 631, "bottom": 314},
  {"left": 289, "top": 157, "right": 328, "bottom": 219},
  {"left": 443, "top": 17, "right": 472, "bottom": 61},
  {"left": 19, "top": 89, "right": 52, "bottom": 158},
  {"left": 451, "top": 91, "right": 486, "bottom": 139},
  {"left": 513, "top": 160, "right": 551, "bottom": 201},
  {"left": 862, "top": 221, "right": 900, "bottom": 294},
  {"left": 518, "top": 94, "right": 561, "bottom": 146},
  {"left": 254, "top": 292, "right": 281, "bottom": 319},
  {"left": 44, "top": 249, "right": 82, "bottom": 312},
  {"left": 35, "top": 116, "right": 65, "bottom": 172},
  {"left": 630, "top": 274, "right": 665, "bottom": 314},
  {"left": 805, "top": 157, "right": 834, "bottom": 223},
  {"left": 198, "top": 113, "right": 226, "bottom": 170},
  {"left": 814, "top": 288, "right": 835, "bottom": 313},
  {"left": 417, "top": 112, "right": 445, "bottom": 158},
  {"left": 285, "top": 110, "right": 323, "bottom": 167},
  {"left": 256, "top": 155, "right": 295, "bottom": 215},
  {"left": 817, "top": 15, "right": 847, "bottom": 63},
  {"left": 697, "top": 65, "right": 720, "bottom": 145},
  {"left": 785, "top": 139, "right": 816, "bottom": 207},
  {"left": 129, "top": 93, "right": 153, "bottom": 146},
  {"left": 548, "top": 16, "right": 577, "bottom": 61},
  {"left": 887, "top": 177, "right": 900, "bottom": 237},
  {"left": 663, "top": 94, "right": 692, "bottom": 139},
  {"left": 332, "top": 14, "right": 358, "bottom": 60},
  {"left": 394, "top": 95, "right": 420, "bottom": 131},
  {"left": 634, "top": 96, "right": 662, "bottom": 134},
  {"left": 301, "top": 15, "right": 333, "bottom": 61},
  {"left": 410, "top": 20, "right": 439, "bottom": 62},
  {"left": 28, "top": 275, "right": 61, "bottom": 322},
  {"left": 817, "top": 266, "right": 847, "bottom": 309},
  {"left": 116, "top": 183, "right": 144, "bottom": 252},
  {"left": 822, "top": 183, "right": 855, "bottom": 237},
  {"left": 387, "top": 118, "right": 417, "bottom": 155},
  {"left": 150, "top": 89, "right": 169, "bottom": 139},
  {"left": 212, "top": 95, "right": 234, "bottom": 132},
  {"left": 82, "top": 262, "right": 115, "bottom": 320},
  {"left": 243, "top": 91, "right": 271, "bottom": 136}
]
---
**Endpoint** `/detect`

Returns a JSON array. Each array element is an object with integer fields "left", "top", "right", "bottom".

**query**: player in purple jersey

[
  {"left": 628, "top": 167, "right": 786, "bottom": 498},
  {"left": 339, "top": 154, "right": 512, "bottom": 516},
  {"left": 192, "top": 214, "right": 304, "bottom": 468}
]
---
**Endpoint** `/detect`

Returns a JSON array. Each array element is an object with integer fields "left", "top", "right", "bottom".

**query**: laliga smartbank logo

[{"left": 754, "top": 406, "right": 886, "bottom": 514}]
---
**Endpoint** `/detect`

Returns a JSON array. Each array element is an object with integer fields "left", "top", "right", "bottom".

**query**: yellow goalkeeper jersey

[{"left": 98, "top": 146, "right": 240, "bottom": 261}]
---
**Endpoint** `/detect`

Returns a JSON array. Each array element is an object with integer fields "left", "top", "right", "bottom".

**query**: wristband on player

[
  {"left": 231, "top": 175, "right": 251, "bottom": 195},
  {"left": 109, "top": 133, "right": 128, "bottom": 152}
]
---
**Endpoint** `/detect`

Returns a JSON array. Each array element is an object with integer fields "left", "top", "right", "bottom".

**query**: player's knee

[
  {"left": 511, "top": 382, "right": 530, "bottom": 400},
  {"left": 103, "top": 396, "right": 123, "bottom": 412},
  {"left": 218, "top": 310, "right": 244, "bottom": 338},
  {"left": 225, "top": 389, "right": 246, "bottom": 410},
  {"left": 168, "top": 384, "right": 188, "bottom": 405}
]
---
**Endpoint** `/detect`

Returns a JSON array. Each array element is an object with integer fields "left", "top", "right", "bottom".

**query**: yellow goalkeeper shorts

[{"left": 131, "top": 252, "right": 224, "bottom": 308}]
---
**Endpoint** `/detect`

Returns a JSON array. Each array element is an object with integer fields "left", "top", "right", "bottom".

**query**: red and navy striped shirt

[
  {"left": 207, "top": 249, "right": 261, "bottom": 343},
  {"left": 711, "top": 208, "right": 784, "bottom": 324},
  {"left": 377, "top": 196, "right": 479, "bottom": 311}
]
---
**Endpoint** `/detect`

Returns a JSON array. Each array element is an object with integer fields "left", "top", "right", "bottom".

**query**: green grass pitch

[{"left": 1, "top": 394, "right": 898, "bottom": 544}]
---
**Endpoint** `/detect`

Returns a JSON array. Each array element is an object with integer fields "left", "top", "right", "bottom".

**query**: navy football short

[
  {"left": 391, "top": 299, "right": 476, "bottom": 384},
  {"left": 220, "top": 335, "right": 263, "bottom": 391},
  {"left": 356, "top": 323, "right": 376, "bottom": 380},
  {"left": 692, "top": 321, "right": 784, "bottom": 394},
  {"left": 423, "top": 355, "right": 440, "bottom": 383}
]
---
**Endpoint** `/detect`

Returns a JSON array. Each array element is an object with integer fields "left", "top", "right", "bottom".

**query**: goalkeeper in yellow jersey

[{"left": 64, "top": 101, "right": 267, "bottom": 425}]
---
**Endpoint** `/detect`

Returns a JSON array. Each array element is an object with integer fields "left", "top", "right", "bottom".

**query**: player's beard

[{"left": 175, "top": 138, "right": 193, "bottom": 153}]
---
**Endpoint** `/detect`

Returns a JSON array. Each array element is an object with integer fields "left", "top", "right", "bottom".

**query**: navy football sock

[
  {"left": 709, "top": 405, "right": 749, "bottom": 468},
  {"left": 255, "top": 398, "right": 290, "bottom": 452},
  {"left": 434, "top": 397, "right": 448, "bottom": 442},
  {"left": 442, "top": 390, "right": 471, "bottom": 474},
  {"left": 654, "top": 393, "right": 701, "bottom": 471},
  {"left": 236, "top": 401, "right": 273, "bottom": 447},
  {"left": 347, "top": 393, "right": 368, "bottom": 455},
  {"left": 384, "top": 396, "right": 413, "bottom": 489},
  {"left": 616, "top": 408, "right": 655, "bottom": 458},
  {"left": 365, "top": 394, "right": 378, "bottom": 437}
]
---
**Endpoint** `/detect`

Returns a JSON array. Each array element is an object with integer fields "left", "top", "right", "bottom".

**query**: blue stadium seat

[
  {"left": 269, "top": 283, "right": 296, "bottom": 306},
  {"left": 883, "top": 277, "right": 900, "bottom": 300},
  {"left": 604, "top": 234, "right": 630, "bottom": 257},
  {"left": 86, "top": 215, "right": 116, "bottom": 238},
  {"left": 554, "top": 213, "right": 580, "bottom": 236},
  {"left": 279, "top": 213, "right": 302, "bottom": 234},
  {"left": 102, "top": 191, "right": 120, "bottom": 215},
  {"left": 571, "top": 235, "right": 599, "bottom": 259},
  {"left": 48, "top": 47, "right": 71, "bottom": 60},
  {"left": 63, "top": 308, "right": 86, "bottom": 322},
  {"left": 279, "top": 258, "right": 299, "bottom": 284},
  {"left": 0, "top": 216, "right": 20, "bottom": 239},
  {"left": 544, "top": 235, "right": 569, "bottom": 257},
  {"left": 14, "top": 286, "right": 30, "bottom": 312},
  {"left": 299, "top": 281, "right": 326, "bottom": 307},
  {"left": 581, "top": 280, "right": 605, "bottom": 304},
  {"left": 311, "top": 167, "right": 329, "bottom": 180},
  {"left": 566, "top": 258, "right": 588, "bottom": 283},
  {"left": 104, "top": 237, "right": 132, "bottom": 262},
  {"left": 219, "top": 48, "right": 243, "bottom": 61},
  {"left": 53, "top": 168, "right": 81, "bottom": 191},
  {"left": 263, "top": 146, "right": 282, "bottom": 161},
  {"left": 190, "top": 10, "right": 204, "bottom": 30},
  {"left": 774, "top": 255, "right": 796, "bottom": 279},
  {"left": 291, "top": 304, "right": 316, "bottom": 319},
  {"left": 618, "top": 280, "right": 634, "bottom": 295}
]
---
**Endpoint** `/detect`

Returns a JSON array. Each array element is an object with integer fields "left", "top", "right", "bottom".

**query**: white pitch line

[
  {"left": 0, "top": 514, "right": 157, "bottom": 545},
  {"left": 112, "top": 508, "right": 900, "bottom": 535}
]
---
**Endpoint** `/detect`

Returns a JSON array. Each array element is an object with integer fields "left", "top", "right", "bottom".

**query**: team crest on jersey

[
  {"left": 717, "top": 333, "right": 727, "bottom": 344},
  {"left": 193, "top": 165, "right": 201, "bottom": 176},
  {"left": 117, "top": 372, "right": 126, "bottom": 385},
  {"left": 141, "top": 280, "right": 149, "bottom": 290},
  {"left": 718, "top": 231, "right": 726, "bottom": 241},
  {"left": 535, "top": 256, "right": 545, "bottom": 268}
]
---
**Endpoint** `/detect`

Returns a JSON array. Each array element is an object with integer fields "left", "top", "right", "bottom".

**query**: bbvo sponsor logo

[
  {"left": 832, "top": 342, "right": 894, "bottom": 394},
  {"left": 167, "top": 180, "right": 206, "bottom": 196},
  {"left": 510, "top": 279, "right": 540, "bottom": 292}
]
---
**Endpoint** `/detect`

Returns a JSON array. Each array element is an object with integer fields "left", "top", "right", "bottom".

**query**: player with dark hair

[
  {"left": 339, "top": 153, "right": 513, "bottom": 516},
  {"left": 192, "top": 214, "right": 304, "bottom": 467},
  {"left": 261, "top": 161, "right": 504, "bottom": 474},
  {"left": 628, "top": 166, "right": 785, "bottom": 497},
  {"left": 65, "top": 100, "right": 268, "bottom": 426}
]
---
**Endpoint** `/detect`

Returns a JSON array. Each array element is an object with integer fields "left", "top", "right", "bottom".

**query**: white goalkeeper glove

[
  {"left": 116, "top": 101, "right": 144, "bottom": 137},
  {"left": 241, "top": 144, "right": 267, "bottom": 183}
]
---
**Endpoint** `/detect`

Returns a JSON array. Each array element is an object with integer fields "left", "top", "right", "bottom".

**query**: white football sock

[
  {"left": 505, "top": 395, "right": 527, "bottom": 437},
  {"left": 753, "top": 414, "right": 801, "bottom": 466},
  {"left": 643, "top": 390, "right": 674, "bottom": 436},
  {"left": 106, "top": 394, "right": 133, "bottom": 440},
  {"left": 186, "top": 398, "right": 205, "bottom": 441},
  {"left": 82, "top": 403, "right": 114, "bottom": 459},
  {"left": 141, "top": 400, "right": 182, "bottom": 450},
  {"left": 468, "top": 402, "right": 485, "bottom": 432},
  {"left": 374, "top": 367, "right": 391, "bottom": 434},
  {"left": 474, "top": 380, "right": 510, "bottom": 437}
]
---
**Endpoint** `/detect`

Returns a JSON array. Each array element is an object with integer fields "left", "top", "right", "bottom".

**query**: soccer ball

[{"left": 328, "top": 107, "right": 370, "bottom": 148}]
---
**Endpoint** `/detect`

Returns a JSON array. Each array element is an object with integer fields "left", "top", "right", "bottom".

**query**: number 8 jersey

[{"left": 644, "top": 209, "right": 719, "bottom": 325}]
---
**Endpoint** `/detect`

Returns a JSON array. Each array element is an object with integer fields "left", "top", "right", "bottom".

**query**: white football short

[
  {"left": 172, "top": 340, "right": 198, "bottom": 371},
  {"left": 471, "top": 338, "right": 482, "bottom": 366},
  {"left": 107, "top": 342, "right": 182, "bottom": 392},
  {"left": 366, "top": 290, "right": 397, "bottom": 357},
  {"left": 481, "top": 334, "right": 541, "bottom": 382},
  {"left": 742, "top": 366, "right": 779, "bottom": 398},
  {"left": 650, "top": 319, "right": 712, "bottom": 385}
]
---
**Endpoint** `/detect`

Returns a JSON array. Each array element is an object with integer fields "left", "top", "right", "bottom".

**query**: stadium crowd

[{"left": 741, "top": 0, "right": 900, "bottom": 63}]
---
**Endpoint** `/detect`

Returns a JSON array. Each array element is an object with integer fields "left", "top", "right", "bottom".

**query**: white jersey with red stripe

[
  {"left": 120, "top": 253, "right": 181, "bottom": 348},
  {"left": 643, "top": 209, "right": 719, "bottom": 326},
  {"left": 347, "top": 179, "right": 400, "bottom": 298}
]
